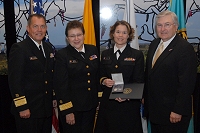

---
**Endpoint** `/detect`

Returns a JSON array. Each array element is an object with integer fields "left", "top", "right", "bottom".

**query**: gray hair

[{"left": 155, "top": 10, "right": 179, "bottom": 26}]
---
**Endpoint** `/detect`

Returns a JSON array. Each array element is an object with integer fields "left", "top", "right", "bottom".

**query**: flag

[
  {"left": 52, "top": 108, "right": 59, "bottom": 133},
  {"left": 168, "top": 0, "right": 187, "bottom": 39},
  {"left": 123, "top": 0, "right": 139, "bottom": 50},
  {"left": 82, "top": 0, "right": 96, "bottom": 46},
  {"left": 30, "top": 0, "right": 49, "bottom": 42}
]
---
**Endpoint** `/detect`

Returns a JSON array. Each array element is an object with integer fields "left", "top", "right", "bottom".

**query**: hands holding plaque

[{"left": 110, "top": 73, "right": 144, "bottom": 99}]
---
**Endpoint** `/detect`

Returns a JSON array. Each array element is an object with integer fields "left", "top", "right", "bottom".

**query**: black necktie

[
  {"left": 117, "top": 49, "right": 121, "bottom": 55},
  {"left": 39, "top": 45, "right": 44, "bottom": 56},
  {"left": 79, "top": 51, "right": 85, "bottom": 59},
  {"left": 39, "top": 45, "right": 46, "bottom": 64},
  {"left": 115, "top": 49, "right": 121, "bottom": 60}
]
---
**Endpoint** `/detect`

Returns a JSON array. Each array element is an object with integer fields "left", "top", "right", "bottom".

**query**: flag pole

[
  {"left": 30, "top": 0, "right": 33, "bottom": 14},
  {"left": 126, "top": 0, "right": 130, "bottom": 23}
]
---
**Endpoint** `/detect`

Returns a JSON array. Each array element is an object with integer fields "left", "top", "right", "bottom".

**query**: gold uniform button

[
  {"left": 115, "top": 65, "right": 118, "bottom": 68},
  {"left": 45, "top": 91, "right": 48, "bottom": 94},
  {"left": 15, "top": 94, "right": 19, "bottom": 97},
  {"left": 60, "top": 100, "right": 63, "bottom": 103},
  {"left": 86, "top": 65, "right": 89, "bottom": 68},
  {"left": 52, "top": 70, "right": 54, "bottom": 72},
  {"left": 45, "top": 81, "right": 48, "bottom": 84},
  {"left": 87, "top": 73, "right": 90, "bottom": 76},
  {"left": 88, "top": 88, "right": 91, "bottom": 91},
  {"left": 88, "top": 80, "right": 90, "bottom": 83}
]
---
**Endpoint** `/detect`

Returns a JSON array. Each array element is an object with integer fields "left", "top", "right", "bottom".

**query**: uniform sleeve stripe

[{"left": 59, "top": 101, "right": 73, "bottom": 111}]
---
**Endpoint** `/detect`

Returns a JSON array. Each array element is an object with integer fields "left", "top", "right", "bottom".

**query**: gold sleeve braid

[
  {"left": 59, "top": 101, "right": 73, "bottom": 111},
  {"left": 14, "top": 96, "right": 27, "bottom": 107}
]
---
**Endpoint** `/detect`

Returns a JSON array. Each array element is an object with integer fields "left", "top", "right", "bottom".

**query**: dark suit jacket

[
  {"left": 99, "top": 44, "right": 144, "bottom": 111},
  {"left": 8, "top": 36, "right": 55, "bottom": 118},
  {"left": 144, "top": 34, "right": 197, "bottom": 125},
  {"left": 54, "top": 44, "right": 99, "bottom": 116}
]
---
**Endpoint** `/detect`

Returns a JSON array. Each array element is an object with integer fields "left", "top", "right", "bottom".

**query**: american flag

[{"left": 30, "top": 0, "right": 49, "bottom": 42}]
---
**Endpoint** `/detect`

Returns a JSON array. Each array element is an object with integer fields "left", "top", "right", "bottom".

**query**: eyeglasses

[
  {"left": 156, "top": 23, "right": 175, "bottom": 29},
  {"left": 68, "top": 34, "right": 83, "bottom": 39}
]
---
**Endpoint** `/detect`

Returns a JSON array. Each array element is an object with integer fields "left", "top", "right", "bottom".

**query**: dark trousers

[
  {"left": 15, "top": 115, "right": 52, "bottom": 133},
  {"left": 60, "top": 108, "right": 96, "bottom": 133},
  {"left": 150, "top": 117, "right": 190, "bottom": 133}
]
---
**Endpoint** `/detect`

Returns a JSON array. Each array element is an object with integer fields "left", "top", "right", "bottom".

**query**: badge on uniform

[
  {"left": 103, "top": 56, "right": 110, "bottom": 60},
  {"left": 50, "top": 53, "right": 54, "bottom": 58},
  {"left": 69, "top": 60, "right": 78, "bottom": 63},
  {"left": 89, "top": 54, "right": 97, "bottom": 60},
  {"left": 29, "top": 56, "right": 38, "bottom": 60},
  {"left": 124, "top": 58, "right": 135, "bottom": 61}
]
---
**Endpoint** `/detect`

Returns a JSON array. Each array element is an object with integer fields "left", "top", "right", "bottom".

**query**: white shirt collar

[
  {"left": 160, "top": 34, "right": 176, "bottom": 50},
  {"left": 29, "top": 36, "right": 43, "bottom": 49},
  {"left": 75, "top": 44, "right": 85, "bottom": 53},
  {"left": 114, "top": 44, "right": 126, "bottom": 53}
]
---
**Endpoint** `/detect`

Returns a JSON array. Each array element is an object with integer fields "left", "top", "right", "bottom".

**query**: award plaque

[{"left": 109, "top": 83, "right": 144, "bottom": 99}]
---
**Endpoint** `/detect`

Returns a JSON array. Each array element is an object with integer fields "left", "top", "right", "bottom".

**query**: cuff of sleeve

[
  {"left": 100, "top": 77, "right": 107, "bottom": 85},
  {"left": 59, "top": 101, "right": 73, "bottom": 111},
  {"left": 14, "top": 96, "right": 27, "bottom": 107}
]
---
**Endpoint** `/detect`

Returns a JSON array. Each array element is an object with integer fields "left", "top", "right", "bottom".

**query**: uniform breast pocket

[
  {"left": 121, "top": 61, "right": 135, "bottom": 66},
  {"left": 68, "top": 60, "right": 82, "bottom": 71},
  {"left": 91, "top": 58, "right": 99, "bottom": 68},
  {"left": 102, "top": 59, "right": 112, "bottom": 65},
  {"left": 28, "top": 57, "right": 42, "bottom": 69}
]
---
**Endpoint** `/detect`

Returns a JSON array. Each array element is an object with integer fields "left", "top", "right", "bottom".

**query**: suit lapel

[{"left": 150, "top": 36, "right": 178, "bottom": 75}]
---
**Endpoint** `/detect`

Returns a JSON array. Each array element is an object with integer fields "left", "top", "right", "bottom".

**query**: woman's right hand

[{"left": 103, "top": 79, "right": 115, "bottom": 88}]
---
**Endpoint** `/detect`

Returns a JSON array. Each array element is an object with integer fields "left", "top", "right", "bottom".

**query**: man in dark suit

[
  {"left": 8, "top": 14, "right": 55, "bottom": 133},
  {"left": 54, "top": 20, "right": 99, "bottom": 133},
  {"left": 143, "top": 10, "right": 197, "bottom": 133}
]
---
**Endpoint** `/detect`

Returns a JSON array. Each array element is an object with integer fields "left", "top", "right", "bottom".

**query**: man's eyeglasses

[
  {"left": 68, "top": 34, "right": 83, "bottom": 39},
  {"left": 156, "top": 23, "right": 175, "bottom": 29}
]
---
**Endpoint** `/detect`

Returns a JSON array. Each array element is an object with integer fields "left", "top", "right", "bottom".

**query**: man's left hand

[{"left": 170, "top": 112, "right": 182, "bottom": 123}]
